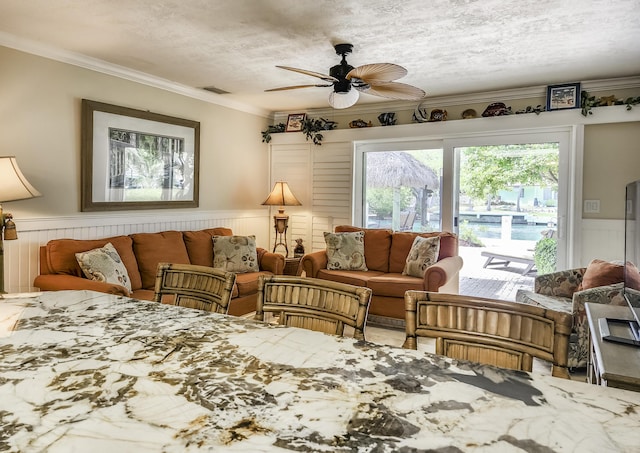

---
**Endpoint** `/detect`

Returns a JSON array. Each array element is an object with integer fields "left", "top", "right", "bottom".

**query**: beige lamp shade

[
  {"left": 0, "top": 156, "right": 41, "bottom": 202},
  {"left": 262, "top": 182, "right": 301, "bottom": 208}
]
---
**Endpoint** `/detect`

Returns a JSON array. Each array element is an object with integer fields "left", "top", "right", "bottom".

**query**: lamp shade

[
  {"left": 0, "top": 156, "right": 41, "bottom": 202},
  {"left": 262, "top": 181, "right": 301, "bottom": 207}
]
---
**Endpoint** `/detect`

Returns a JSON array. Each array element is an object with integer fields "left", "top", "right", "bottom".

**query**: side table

[
  {"left": 283, "top": 257, "right": 302, "bottom": 276},
  {"left": 585, "top": 303, "right": 640, "bottom": 392}
]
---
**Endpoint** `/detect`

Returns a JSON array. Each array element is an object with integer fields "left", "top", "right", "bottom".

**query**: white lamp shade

[
  {"left": 0, "top": 156, "right": 41, "bottom": 202},
  {"left": 262, "top": 181, "right": 301, "bottom": 207},
  {"left": 328, "top": 89, "right": 359, "bottom": 109}
]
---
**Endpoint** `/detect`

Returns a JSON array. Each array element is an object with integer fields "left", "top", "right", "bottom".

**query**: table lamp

[
  {"left": 0, "top": 156, "right": 41, "bottom": 293},
  {"left": 262, "top": 181, "right": 301, "bottom": 256}
]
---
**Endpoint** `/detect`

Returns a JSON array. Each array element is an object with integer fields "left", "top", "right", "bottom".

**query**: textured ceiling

[{"left": 1, "top": 0, "right": 639, "bottom": 113}]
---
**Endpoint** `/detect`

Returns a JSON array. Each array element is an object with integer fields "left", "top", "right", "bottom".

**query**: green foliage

[
  {"left": 581, "top": 90, "right": 640, "bottom": 116},
  {"left": 301, "top": 118, "right": 324, "bottom": 145},
  {"left": 458, "top": 220, "right": 484, "bottom": 247},
  {"left": 261, "top": 123, "right": 285, "bottom": 143},
  {"left": 367, "top": 187, "right": 412, "bottom": 218},
  {"left": 459, "top": 144, "right": 559, "bottom": 209},
  {"left": 534, "top": 238, "right": 557, "bottom": 275}
]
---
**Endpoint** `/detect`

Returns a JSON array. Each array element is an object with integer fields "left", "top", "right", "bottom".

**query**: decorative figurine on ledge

[
  {"left": 429, "top": 109, "right": 448, "bottom": 122},
  {"left": 349, "top": 119, "right": 373, "bottom": 128},
  {"left": 377, "top": 112, "right": 396, "bottom": 126},
  {"left": 294, "top": 238, "right": 305, "bottom": 258}
]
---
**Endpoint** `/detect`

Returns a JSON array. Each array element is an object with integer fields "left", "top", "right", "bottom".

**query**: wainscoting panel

[
  {"left": 5, "top": 210, "right": 269, "bottom": 293},
  {"left": 579, "top": 218, "right": 625, "bottom": 265}
]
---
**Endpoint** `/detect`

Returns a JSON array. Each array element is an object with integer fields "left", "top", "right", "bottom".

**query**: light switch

[{"left": 584, "top": 199, "right": 600, "bottom": 213}]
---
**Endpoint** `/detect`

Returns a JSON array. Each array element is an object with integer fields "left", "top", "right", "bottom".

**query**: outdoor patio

[{"left": 458, "top": 244, "right": 536, "bottom": 301}]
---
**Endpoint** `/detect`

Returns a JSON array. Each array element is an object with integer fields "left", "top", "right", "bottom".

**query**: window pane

[{"left": 364, "top": 149, "right": 443, "bottom": 232}]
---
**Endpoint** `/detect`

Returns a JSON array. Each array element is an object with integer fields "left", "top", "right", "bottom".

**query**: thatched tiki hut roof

[
  {"left": 366, "top": 152, "right": 439, "bottom": 189},
  {"left": 365, "top": 152, "right": 439, "bottom": 230}
]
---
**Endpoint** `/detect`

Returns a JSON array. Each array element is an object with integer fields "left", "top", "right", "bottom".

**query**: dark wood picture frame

[
  {"left": 285, "top": 113, "right": 306, "bottom": 132},
  {"left": 546, "top": 82, "right": 581, "bottom": 111},
  {"left": 81, "top": 99, "right": 200, "bottom": 211}
]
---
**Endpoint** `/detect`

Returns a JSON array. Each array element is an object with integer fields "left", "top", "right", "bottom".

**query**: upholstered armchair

[{"left": 515, "top": 260, "right": 626, "bottom": 369}]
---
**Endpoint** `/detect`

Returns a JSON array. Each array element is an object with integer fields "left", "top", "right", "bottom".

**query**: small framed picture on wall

[
  {"left": 546, "top": 82, "right": 581, "bottom": 111},
  {"left": 285, "top": 113, "right": 306, "bottom": 132}
]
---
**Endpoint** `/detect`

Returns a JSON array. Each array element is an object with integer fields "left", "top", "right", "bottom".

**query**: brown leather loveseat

[
  {"left": 300, "top": 226, "right": 463, "bottom": 321},
  {"left": 34, "top": 228, "right": 284, "bottom": 316}
]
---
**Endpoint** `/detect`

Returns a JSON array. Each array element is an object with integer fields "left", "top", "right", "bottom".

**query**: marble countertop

[{"left": 1, "top": 290, "right": 639, "bottom": 452}]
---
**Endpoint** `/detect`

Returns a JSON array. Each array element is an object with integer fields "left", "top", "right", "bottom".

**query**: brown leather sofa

[
  {"left": 34, "top": 228, "right": 284, "bottom": 316},
  {"left": 300, "top": 226, "right": 463, "bottom": 320}
]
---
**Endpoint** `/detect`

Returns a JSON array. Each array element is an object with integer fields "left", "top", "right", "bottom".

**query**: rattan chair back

[
  {"left": 403, "top": 290, "right": 572, "bottom": 378},
  {"left": 255, "top": 275, "right": 372, "bottom": 340},
  {"left": 153, "top": 263, "right": 236, "bottom": 314}
]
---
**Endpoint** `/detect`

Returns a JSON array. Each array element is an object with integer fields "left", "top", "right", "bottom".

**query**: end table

[{"left": 284, "top": 257, "right": 302, "bottom": 276}]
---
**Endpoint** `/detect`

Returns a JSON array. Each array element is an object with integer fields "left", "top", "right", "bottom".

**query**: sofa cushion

[
  {"left": 335, "top": 226, "right": 392, "bottom": 272},
  {"left": 213, "top": 235, "right": 259, "bottom": 273},
  {"left": 579, "top": 259, "right": 624, "bottom": 290},
  {"left": 75, "top": 242, "right": 132, "bottom": 293},
  {"left": 366, "top": 273, "right": 425, "bottom": 298},
  {"left": 183, "top": 228, "right": 233, "bottom": 266},
  {"left": 324, "top": 231, "right": 367, "bottom": 271},
  {"left": 131, "top": 231, "right": 190, "bottom": 289},
  {"left": 389, "top": 232, "right": 457, "bottom": 273},
  {"left": 45, "top": 235, "right": 142, "bottom": 290},
  {"left": 235, "top": 270, "right": 273, "bottom": 297},
  {"left": 403, "top": 236, "right": 441, "bottom": 278},
  {"left": 316, "top": 269, "right": 384, "bottom": 287}
]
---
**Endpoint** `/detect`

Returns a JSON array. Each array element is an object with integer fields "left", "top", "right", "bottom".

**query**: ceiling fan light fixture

[{"left": 328, "top": 89, "right": 359, "bottom": 109}]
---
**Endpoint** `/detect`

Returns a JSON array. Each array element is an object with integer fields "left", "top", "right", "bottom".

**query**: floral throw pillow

[
  {"left": 324, "top": 231, "right": 367, "bottom": 271},
  {"left": 75, "top": 242, "right": 132, "bottom": 293},
  {"left": 403, "top": 236, "right": 441, "bottom": 278},
  {"left": 212, "top": 235, "right": 258, "bottom": 273}
]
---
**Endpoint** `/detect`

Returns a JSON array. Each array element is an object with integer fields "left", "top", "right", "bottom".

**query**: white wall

[{"left": 0, "top": 46, "right": 272, "bottom": 292}]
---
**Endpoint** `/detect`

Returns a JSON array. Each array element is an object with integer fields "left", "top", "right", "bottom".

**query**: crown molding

[
  {"left": 272, "top": 76, "right": 640, "bottom": 122},
  {"left": 0, "top": 32, "right": 271, "bottom": 118}
]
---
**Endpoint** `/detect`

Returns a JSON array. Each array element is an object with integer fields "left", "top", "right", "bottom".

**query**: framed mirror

[{"left": 81, "top": 99, "right": 200, "bottom": 211}]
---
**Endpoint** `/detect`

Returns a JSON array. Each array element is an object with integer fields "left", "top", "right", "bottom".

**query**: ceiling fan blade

[
  {"left": 276, "top": 65, "right": 338, "bottom": 83},
  {"left": 265, "top": 84, "right": 333, "bottom": 92},
  {"left": 358, "top": 81, "right": 426, "bottom": 100},
  {"left": 347, "top": 63, "right": 407, "bottom": 82}
]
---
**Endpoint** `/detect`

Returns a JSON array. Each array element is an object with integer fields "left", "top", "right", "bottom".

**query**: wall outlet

[{"left": 584, "top": 199, "right": 600, "bottom": 213}]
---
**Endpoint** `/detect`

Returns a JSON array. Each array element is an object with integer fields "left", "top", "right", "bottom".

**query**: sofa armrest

[
  {"left": 534, "top": 268, "right": 586, "bottom": 297},
  {"left": 572, "top": 282, "right": 625, "bottom": 313},
  {"left": 257, "top": 248, "right": 285, "bottom": 274},
  {"left": 300, "top": 251, "right": 328, "bottom": 278},
  {"left": 423, "top": 255, "right": 463, "bottom": 292},
  {"left": 33, "top": 274, "right": 130, "bottom": 296}
]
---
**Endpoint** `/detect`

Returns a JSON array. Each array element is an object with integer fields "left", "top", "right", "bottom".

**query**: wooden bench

[{"left": 481, "top": 250, "right": 536, "bottom": 275}]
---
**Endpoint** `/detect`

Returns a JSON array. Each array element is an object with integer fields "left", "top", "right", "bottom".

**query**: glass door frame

[{"left": 355, "top": 126, "right": 581, "bottom": 270}]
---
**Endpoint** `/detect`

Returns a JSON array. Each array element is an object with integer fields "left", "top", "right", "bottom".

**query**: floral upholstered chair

[{"left": 515, "top": 260, "right": 626, "bottom": 369}]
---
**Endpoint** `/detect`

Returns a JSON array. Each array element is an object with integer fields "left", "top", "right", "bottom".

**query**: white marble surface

[{"left": 1, "top": 290, "right": 639, "bottom": 452}]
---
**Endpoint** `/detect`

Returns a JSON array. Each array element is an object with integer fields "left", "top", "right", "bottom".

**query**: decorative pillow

[
  {"left": 75, "top": 242, "right": 132, "bottom": 293},
  {"left": 212, "top": 235, "right": 258, "bottom": 273},
  {"left": 324, "top": 231, "right": 367, "bottom": 271},
  {"left": 580, "top": 259, "right": 624, "bottom": 290},
  {"left": 402, "top": 236, "right": 441, "bottom": 278}
]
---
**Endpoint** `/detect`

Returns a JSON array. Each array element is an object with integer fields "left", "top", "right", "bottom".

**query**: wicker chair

[
  {"left": 153, "top": 263, "right": 236, "bottom": 314},
  {"left": 255, "top": 275, "right": 372, "bottom": 340},
  {"left": 403, "top": 290, "right": 572, "bottom": 378}
]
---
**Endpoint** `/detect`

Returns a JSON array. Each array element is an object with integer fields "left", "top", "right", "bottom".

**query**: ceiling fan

[{"left": 266, "top": 43, "right": 426, "bottom": 109}]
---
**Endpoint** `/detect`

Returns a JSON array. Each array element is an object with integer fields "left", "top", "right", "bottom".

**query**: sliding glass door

[{"left": 355, "top": 128, "right": 574, "bottom": 299}]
